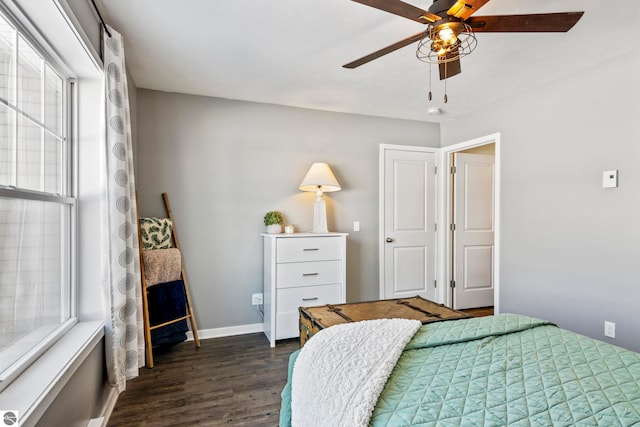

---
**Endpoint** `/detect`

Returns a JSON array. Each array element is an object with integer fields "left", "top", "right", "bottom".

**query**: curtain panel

[{"left": 102, "top": 25, "right": 144, "bottom": 392}]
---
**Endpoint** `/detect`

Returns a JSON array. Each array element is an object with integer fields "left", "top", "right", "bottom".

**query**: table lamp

[{"left": 299, "top": 162, "right": 341, "bottom": 233}]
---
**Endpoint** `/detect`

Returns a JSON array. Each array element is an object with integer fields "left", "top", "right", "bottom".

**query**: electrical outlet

[
  {"left": 604, "top": 321, "right": 616, "bottom": 338},
  {"left": 354, "top": 221, "right": 360, "bottom": 232},
  {"left": 252, "top": 293, "right": 263, "bottom": 306}
]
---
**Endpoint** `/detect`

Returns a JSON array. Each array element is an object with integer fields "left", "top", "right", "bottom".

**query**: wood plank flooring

[
  {"left": 460, "top": 306, "right": 494, "bottom": 317},
  {"left": 108, "top": 307, "right": 493, "bottom": 426},
  {"left": 107, "top": 334, "right": 298, "bottom": 426}
]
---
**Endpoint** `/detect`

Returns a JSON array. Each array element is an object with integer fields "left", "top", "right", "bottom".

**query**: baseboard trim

[
  {"left": 98, "top": 386, "right": 119, "bottom": 427},
  {"left": 186, "top": 323, "right": 264, "bottom": 341}
]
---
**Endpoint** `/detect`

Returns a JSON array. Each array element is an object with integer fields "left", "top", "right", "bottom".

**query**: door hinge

[
  {"left": 450, "top": 166, "right": 456, "bottom": 174},
  {"left": 434, "top": 223, "right": 437, "bottom": 232},
  {"left": 434, "top": 165, "right": 438, "bottom": 174},
  {"left": 450, "top": 280, "right": 456, "bottom": 288},
  {"left": 434, "top": 280, "right": 437, "bottom": 288},
  {"left": 450, "top": 223, "right": 456, "bottom": 231}
]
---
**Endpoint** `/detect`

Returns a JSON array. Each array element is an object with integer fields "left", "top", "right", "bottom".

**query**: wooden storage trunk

[{"left": 298, "top": 295, "right": 471, "bottom": 347}]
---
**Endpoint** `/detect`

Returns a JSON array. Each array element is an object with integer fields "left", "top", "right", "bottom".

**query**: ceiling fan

[{"left": 344, "top": 0, "right": 584, "bottom": 80}]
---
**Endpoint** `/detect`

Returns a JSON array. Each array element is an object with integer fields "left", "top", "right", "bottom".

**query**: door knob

[{"left": 386, "top": 237, "right": 394, "bottom": 243}]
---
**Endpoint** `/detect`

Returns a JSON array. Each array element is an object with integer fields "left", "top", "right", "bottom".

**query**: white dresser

[{"left": 262, "top": 232, "right": 347, "bottom": 347}]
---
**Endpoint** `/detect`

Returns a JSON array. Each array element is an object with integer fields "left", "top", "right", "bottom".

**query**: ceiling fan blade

[
  {"left": 351, "top": 0, "right": 441, "bottom": 24},
  {"left": 438, "top": 54, "right": 461, "bottom": 80},
  {"left": 467, "top": 12, "right": 584, "bottom": 32},
  {"left": 343, "top": 31, "right": 425, "bottom": 69},
  {"left": 447, "top": 0, "right": 490, "bottom": 20}
]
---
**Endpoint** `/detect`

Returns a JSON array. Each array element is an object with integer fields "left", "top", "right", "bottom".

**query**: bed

[{"left": 280, "top": 314, "right": 640, "bottom": 426}]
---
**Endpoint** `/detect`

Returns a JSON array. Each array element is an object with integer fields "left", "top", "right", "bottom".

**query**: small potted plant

[{"left": 264, "top": 211, "right": 284, "bottom": 234}]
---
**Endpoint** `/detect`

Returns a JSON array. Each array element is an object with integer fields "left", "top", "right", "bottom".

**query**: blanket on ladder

[{"left": 291, "top": 318, "right": 422, "bottom": 427}]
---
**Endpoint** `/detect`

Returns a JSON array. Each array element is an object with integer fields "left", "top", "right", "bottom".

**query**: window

[{"left": 0, "top": 10, "right": 74, "bottom": 391}]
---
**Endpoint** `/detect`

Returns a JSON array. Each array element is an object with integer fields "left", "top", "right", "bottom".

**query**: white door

[
  {"left": 452, "top": 153, "right": 495, "bottom": 309},
  {"left": 381, "top": 148, "right": 436, "bottom": 300}
]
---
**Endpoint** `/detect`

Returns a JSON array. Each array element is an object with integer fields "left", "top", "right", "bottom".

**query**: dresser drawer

[
  {"left": 276, "top": 283, "right": 341, "bottom": 313},
  {"left": 275, "top": 284, "right": 342, "bottom": 339},
  {"left": 276, "top": 237, "right": 342, "bottom": 263},
  {"left": 276, "top": 260, "right": 342, "bottom": 289}
]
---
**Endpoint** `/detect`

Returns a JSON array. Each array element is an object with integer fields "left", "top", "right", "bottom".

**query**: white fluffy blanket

[{"left": 291, "top": 318, "right": 422, "bottom": 427}]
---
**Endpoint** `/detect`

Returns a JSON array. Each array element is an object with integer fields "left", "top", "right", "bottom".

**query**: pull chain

[
  {"left": 444, "top": 61, "right": 448, "bottom": 103},
  {"left": 427, "top": 64, "right": 432, "bottom": 101}
]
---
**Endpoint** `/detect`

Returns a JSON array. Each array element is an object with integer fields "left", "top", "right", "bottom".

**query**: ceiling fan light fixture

[{"left": 416, "top": 22, "right": 477, "bottom": 65}]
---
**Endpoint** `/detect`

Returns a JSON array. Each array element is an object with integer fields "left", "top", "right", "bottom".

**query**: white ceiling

[{"left": 97, "top": 0, "right": 640, "bottom": 123}]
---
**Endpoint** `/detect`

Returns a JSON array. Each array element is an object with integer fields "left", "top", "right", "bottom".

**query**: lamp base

[{"left": 312, "top": 192, "right": 328, "bottom": 233}]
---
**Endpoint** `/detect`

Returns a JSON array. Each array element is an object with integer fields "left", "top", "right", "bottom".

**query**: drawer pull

[
  {"left": 303, "top": 248, "right": 319, "bottom": 251},
  {"left": 302, "top": 273, "right": 319, "bottom": 276},
  {"left": 302, "top": 297, "right": 319, "bottom": 301}
]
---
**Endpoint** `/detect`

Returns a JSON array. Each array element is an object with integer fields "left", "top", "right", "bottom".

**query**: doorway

[
  {"left": 378, "top": 135, "right": 500, "bottom": 311},
  {"left": 439, "top": 134, "right": 500, "bottom": 312}
]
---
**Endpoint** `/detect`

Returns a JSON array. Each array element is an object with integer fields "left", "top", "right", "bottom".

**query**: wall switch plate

[
  {"left": 604, "top": 320, "right": 616, "bottom": 338},
  {"left": 602, "top": 170, "right": 618, "bottom": 188},
  {"left": 354, "top": 221, "right": 360, "bottom": 232},
  {"left": 252, "top": 293, "right": 263, "bottom": 305}
]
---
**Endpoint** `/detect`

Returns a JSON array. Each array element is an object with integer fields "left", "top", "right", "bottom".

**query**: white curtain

[{"left": 102, "top": 25, "right": 144, "bottom": 392}]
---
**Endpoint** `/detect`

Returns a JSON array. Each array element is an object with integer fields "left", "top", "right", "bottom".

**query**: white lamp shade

[{"left": 299, "top": 162, "right": 341, "bottom": 192}]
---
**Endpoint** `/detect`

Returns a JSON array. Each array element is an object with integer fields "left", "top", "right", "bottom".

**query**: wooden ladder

[{"left": 137, "top": 192, "right": 200, "bottom": 368}]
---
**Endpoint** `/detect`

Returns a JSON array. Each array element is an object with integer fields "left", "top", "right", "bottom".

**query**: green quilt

[{"left": 281, "top": 314, "right": 640, "bottom": 426}]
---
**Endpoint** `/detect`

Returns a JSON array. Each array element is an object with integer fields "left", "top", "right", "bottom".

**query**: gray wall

[
  {"left": 35, "top": 343, "right": 109, "bottom": 427},
  {"left": 441, "top": 51, "right": 640, "bottom": 352},
  {"left": 135, "top": 89, "right": 439, "bottom": 330}
]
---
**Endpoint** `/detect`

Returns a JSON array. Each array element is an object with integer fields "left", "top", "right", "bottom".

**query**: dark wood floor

[
  {"left": 107, "top": 334, "right": 299, "bottom": 426},
  {"left": 108, "top": 307, "right": 493, "bottom": 426},
  {"left": 460, "top": 306, "right": 494, "bottom": 318}
]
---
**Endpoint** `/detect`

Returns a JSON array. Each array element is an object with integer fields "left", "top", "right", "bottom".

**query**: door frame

[
  {"left": 378, "top": 144, "right": 440, "bottom": 300},
  {"left": 437, "top": 133, "right": 501, "bottom": 312}
]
